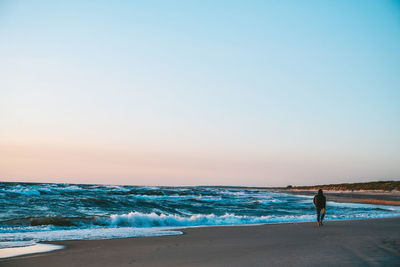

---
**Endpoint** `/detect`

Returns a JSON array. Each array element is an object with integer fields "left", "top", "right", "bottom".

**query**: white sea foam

[
  {"left": 326, "top": 201, "right": 400, "bottom": 211},
  {"left": 0, "top": 241, "right": 36, "bottom": 249},
  {"left": 0, "top": 243, "right": 64, "bottom": 259},
  {"left": 0, "top": 212, "right": 319, "bottom": 251},
  {"left": 101, "top": 212, "right": 316, "bottom": 227},
  {"left": 0, "top": 227, "right": 182, "bottom": 249}
]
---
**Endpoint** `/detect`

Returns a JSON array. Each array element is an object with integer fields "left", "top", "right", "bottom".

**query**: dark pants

[{"left": 316, "top": 208, "right": 325, "bottom": 222}]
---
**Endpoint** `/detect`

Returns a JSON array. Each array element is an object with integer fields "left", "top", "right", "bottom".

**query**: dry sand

[{"left": 1, "top": 217, "right": 399, "bottom": 267}]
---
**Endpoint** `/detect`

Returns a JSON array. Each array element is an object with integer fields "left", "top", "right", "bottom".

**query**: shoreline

[
  {"left": 2, "top": 217, "right": 399, "bottom": 266},
  {"left": 2, "top": 216, "right": 400, "bottom": 260},
  {"left": 280, "top": 189, "right": 400, "bottom": 206}
]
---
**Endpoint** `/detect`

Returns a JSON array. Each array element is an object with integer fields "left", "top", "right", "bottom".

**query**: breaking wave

[{"left": 100, "top": 212, "right": 314, "bottom": 227}]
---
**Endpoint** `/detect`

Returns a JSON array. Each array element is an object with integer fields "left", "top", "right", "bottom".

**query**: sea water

[{"left": 1, "top": 182, "right": 399, "bottom": 250}]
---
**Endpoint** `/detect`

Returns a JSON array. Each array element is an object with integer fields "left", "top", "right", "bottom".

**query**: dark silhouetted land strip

[
  {"left": 281, "top": 181, "right": 400, "bottom": 206},
  {"left": 287, "top": 180, "right": 400, "bottom": 192}
]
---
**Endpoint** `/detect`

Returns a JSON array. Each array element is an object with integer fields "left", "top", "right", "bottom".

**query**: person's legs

[
  {"left": 320, "top": 208, "right": 325, "bottom": 225},
  {"left": 316, "top": 208, "right": 321, "bottom": 226}
]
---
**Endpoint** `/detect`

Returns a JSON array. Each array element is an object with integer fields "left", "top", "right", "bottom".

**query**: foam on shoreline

[{"left": 0, "top": 243, "right": 64, "bottom": 259}]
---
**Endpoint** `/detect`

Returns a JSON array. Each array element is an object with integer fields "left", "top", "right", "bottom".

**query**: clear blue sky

[{"left": 1, "top": 0, "right": 399, "bottom": 186}]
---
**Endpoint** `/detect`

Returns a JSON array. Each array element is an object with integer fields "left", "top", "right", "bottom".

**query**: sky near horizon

[{"left": 1, "top": 0, "right": 400, "bottom": 186}]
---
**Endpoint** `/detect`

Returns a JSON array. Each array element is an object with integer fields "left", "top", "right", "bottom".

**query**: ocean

[{"left": 1, "top": 182, "right": 399, "bottom": 249}]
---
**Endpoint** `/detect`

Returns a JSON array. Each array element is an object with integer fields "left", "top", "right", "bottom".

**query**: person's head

[{"left": 318, "top": 189, "right": 323, "bottom": 195}]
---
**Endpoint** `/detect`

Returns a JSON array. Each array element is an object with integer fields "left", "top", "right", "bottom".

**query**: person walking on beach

[{"left": 313, "top": 189, "right": 326, "bottom": 226}]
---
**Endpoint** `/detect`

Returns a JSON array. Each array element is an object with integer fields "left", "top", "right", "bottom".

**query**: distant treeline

[{"left": 287, "top": 181, "right": 400, "bottom": 192}]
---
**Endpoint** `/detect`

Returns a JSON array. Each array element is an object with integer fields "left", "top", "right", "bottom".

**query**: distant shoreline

[{"left": 281, "top": 189, "right": 400, "bottom": 206}]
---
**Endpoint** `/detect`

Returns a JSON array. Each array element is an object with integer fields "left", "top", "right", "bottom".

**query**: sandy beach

[{"left": 1, "top": 217, "right": 399, "bottom": 267}]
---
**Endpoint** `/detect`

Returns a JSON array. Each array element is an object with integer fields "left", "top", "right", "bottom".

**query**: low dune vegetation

[{"left": 288, "top": 181, "right": 400, "bottom": 192}]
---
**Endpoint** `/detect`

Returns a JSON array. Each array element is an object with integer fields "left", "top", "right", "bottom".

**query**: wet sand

[{"left": 1, "top": 217, "right": 399, "bottom": 267}]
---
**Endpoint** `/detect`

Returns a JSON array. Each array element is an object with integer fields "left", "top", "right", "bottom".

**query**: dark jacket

[{"left": 313, "top": 193, "right": 326, "bottom": 209}]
